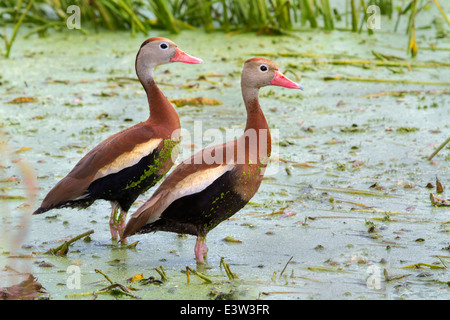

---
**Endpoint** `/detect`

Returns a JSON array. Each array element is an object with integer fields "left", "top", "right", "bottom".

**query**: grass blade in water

[
  {"left": 149, "top": 0, "right": 179, "bottom": 33},
  {"left": 320, "top": 0, "right": 334, "bottom": 30}
]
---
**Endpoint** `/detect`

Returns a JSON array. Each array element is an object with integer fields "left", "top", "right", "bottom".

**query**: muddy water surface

[{"left": 0, "top": 20, "right": 449, "bottom": 300}]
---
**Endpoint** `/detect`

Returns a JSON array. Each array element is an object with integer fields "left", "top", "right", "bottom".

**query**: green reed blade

[
  {"left": 149, "top": 0, "right": 179, "bottom": 33},
  {"left": 320, "top": 0, "right": 334, "bottom": 30}
]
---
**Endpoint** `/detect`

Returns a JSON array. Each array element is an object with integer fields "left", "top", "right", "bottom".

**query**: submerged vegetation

[{"left": 1, "top": 0, "right": 449, "bottom": 57}]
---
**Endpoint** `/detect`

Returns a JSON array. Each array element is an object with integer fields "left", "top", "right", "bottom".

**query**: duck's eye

[
  {"left": 159, "top": 42, "right": 169, "bottom": 50},
  {"left": 260, "top": 64, "right": 268, "bottom": 72}
]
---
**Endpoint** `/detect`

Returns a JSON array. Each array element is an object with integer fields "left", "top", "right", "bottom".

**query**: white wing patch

[
  {"left": 171, "top": 164, "right": 234, "bottom": 199},
  {"left": 145, "top": 163, "right": 234, "bottom": 225},
  {"left": 93, "top": 138, "right": 163, "bottom": 181}
]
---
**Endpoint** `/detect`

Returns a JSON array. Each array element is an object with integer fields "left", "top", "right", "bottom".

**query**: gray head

[{"left": 136, "top": 37, "right": 203, "bottom": 81}]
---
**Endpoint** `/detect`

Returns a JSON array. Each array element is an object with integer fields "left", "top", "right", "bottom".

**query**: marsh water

[{"left": 0, "top": 16, "right": 449, "bottom": 300}]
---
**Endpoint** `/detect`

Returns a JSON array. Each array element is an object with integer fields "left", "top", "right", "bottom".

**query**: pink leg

[
  {"left": 109, "top": 202, "right": 120, "bottom": 241},
  {"left": 109, "top": 202, "right": 127, "bottom": 243},
  {"left": 194, "top": 236, "right": 208, "bottom": 263},
  {"left": 117, "top": 210, "right": 128, "bottom": 244}
]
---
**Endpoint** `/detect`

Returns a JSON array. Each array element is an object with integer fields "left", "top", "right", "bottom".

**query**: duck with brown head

[
  {"left": 121, "top": 57, "right": 302, "bottom": 263},
  {"left": 33, "top": 38, "right": 203, "bottom": 242}
]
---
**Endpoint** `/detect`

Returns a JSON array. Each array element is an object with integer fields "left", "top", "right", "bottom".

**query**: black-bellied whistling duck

[
  {"left": 33, "top": 37, "right": 203, "bottom": 242},
  {"left": 121, "top": 58, "right": 302, "bottom": 263}
]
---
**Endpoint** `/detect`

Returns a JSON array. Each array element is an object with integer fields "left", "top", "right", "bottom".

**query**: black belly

[
  {"left": 58, "top": 148, "right": 170, "bottom": 212},
  {"left": 140, "top": 170, "right": 249, "bottom": 237},
  {"left": 86, "top": 151, "right": 167, "bottom": 212}
]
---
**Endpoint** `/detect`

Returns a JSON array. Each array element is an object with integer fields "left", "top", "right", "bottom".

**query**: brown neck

[
  {"left": 242, "top": 87, "right": 266, "bottom": 131},
  {"left": 141, "top": 77, "right": 180, "bottom": 132},
  {"left": 241, "top": 85, "right": 272, "bottom": 159}
]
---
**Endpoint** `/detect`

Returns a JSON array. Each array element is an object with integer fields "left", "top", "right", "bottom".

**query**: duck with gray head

[
  {"left": 33, "top": 37, "right": 203, "bottom": 243},
  {"left": 122, "top": 57, "right": 303, "bottom": 263}
]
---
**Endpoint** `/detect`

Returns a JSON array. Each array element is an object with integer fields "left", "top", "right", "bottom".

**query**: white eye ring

[
  {"left": 259, "top": 64, "right": 269, "bottom": 72},
  {"left": 159, "top": 42, "right": 169, "bottom": 50}
]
